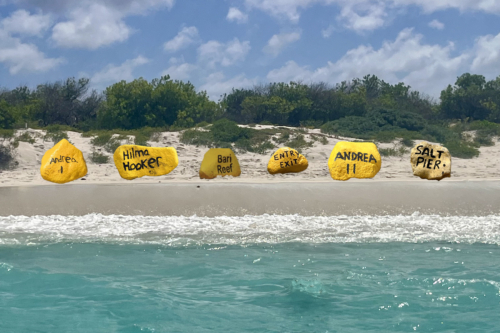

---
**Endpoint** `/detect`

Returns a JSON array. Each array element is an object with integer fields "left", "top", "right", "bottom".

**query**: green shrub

[
  {"left": 421, "top": 125, "right": 459, "bottom": 143},
  {"left": 299, "top": 120, "right": 323, "bottom": 128},
  {"left": 195, "top": 121, "right": 210, "bottom": 128},
  {"left": 44, "top": 129, "right": 69, "bottom": 143},
  {"left": 445, "top": 141, "right": 479, "bottom": 159},
  {"left": 253, "top": 140, "right": 275, "bottom": 154},
  {"left": 235, "top": 138, "right": 274, "bottom": 154},
  {"left": 379, "top": 146, "right": 408, "bottom": 157},
  {"left": 180, "top": 129, "right": 213, "bottom": 147},
  {"left": 374, "top": 131, "right": 398, "bottom": 143},
  {"left": 474, "top": 131, "right": 494, "bottom": 147},
  {"left": 150, "top": 132, "right": 162, "bottom": 142},
  {"left": 468, "top": 120, "right": 500, "bottom": 133},
  {"left": 210, "top": 119, "right": 249, "bottom": 143},
  {"left": 90, "top": 151, "right": 109, "bottom": 164},
  {"left": 401, "top": 137, "right": 414, "bottom": 147},
  {"left": 90, "top": 133, "right": 112, "bottom": 146},
  {"left": 45, "top": 124, "right": 78, "bottom": 133},
  {"left": 0, "top": 129, "right": 15, "bottom": 139},
  {"left": 134, "top": 133, "right": 149, "bottom": 146},
  {"left": 16, "top": 132, "right": 36, "bottom": 144},
  {"left": 104, "top": 138, "right": 121, "bottom": 153},
  {"left": 273, "top": 131, "right": 290, "bottom": 144},
  {"left": 0, "top": 145, "right": 13, "bottom": 169},
  {"left": 286, "top": 134, "right": 313, "bottom": 152}
]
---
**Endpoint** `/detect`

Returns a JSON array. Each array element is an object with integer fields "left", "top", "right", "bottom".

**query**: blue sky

[{"left": 0, "top": 0, "right": 500, "bottom": 101}]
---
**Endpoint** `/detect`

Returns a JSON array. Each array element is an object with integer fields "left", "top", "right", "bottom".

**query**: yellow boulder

[
  {"left": 199, "top": 148, "right": 241, "bottom": 179},
  {"left": 328, "top": 141, "right": 381, "bottom": 181},
  {"left": 40, "top": 139, "right": 88, "bottom": 184},
  {"left": 410, "top": 141, "right": 451, "bottom": 181},
  {"left": 113, "top": 145, "right": 178, "bottom": 180},
  {"left": 267, "top": 147, "right": 308, "bottom": 174}
]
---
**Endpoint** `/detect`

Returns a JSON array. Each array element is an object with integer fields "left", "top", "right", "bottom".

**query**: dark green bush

[
  {"left": 0, "top": 129, "right": 15, "bottom": 139},
  {"left": 286, "top": 134, "right": 313, "bottom": 152},
  {"left": 104, "top": 138, "right": 121, "bottom": 153},
  {"left": 16, "top": 132, "right": 36, "bottom": 144},
  {"left": 195, "top": 121, "right": 210, "bottom": 128},
  {"left": 0, "top": 145, "right": 15, "bottom": 170},
  {"left": 44, "top": 127, "right": 69, "bottom": 143},
  {"left": 91, "top": 133, "right": 112, "bottom": 146},
  {"left": 379, "top": 146, "right": 408, "bottom": 157},
  {"left": 90, "top": 151, "right": 109, "bottom": 164},
  {"left": 210, "top": 119, "right": 250, "bottom": 143},
  {"left": 445, "top": 141, "right": 479, "bottom": 159},
  {"left": 180, "top": 129, "right": 213, "bottom": 147},
  {"left": 474, "top": 131, "right": 494, "bottom": 147},
  {"left": 374, "top": 131, "right": 398, "bottom": 143},
  {"left": 401, "top": 137, "right": 414, "bottom": 147}
]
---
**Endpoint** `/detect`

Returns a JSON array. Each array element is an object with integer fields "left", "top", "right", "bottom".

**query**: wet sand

[{"left": 1, "top": 181, "right": 499, "bottom": 216}]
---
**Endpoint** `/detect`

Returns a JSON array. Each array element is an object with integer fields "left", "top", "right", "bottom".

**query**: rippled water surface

[{"left": 0, "top": 215, "right": 499, "bottom": 332}]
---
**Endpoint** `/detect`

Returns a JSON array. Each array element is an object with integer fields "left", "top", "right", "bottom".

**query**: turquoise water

[{"left": 0, "top": 215, "right": 499, "bottom": 332}]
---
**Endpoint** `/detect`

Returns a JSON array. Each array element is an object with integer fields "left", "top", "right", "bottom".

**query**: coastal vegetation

[{"left": 1, "top": 73, "right": 500, "bottom": 160}]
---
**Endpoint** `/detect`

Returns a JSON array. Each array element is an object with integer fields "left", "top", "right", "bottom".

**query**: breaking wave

[{"left": 0, "top": 213, "right": 499, "bottom": 245}]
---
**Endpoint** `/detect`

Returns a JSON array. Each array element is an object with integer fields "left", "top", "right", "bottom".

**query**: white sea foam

[{"left": 0, "top": 213, "right": 499, "bottom": 245}]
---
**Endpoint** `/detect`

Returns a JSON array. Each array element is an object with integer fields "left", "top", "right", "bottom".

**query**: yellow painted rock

[
  {"left": 199, "top": 148, "right": 241, "bottom": 179},
  {"left": 328, "top": 141, "right": 381, "bottom": 181},
  {"left": 411, "top": 141, "right": 451, "bottom": 181},
  {"left": 267, "top": 147, "right": 308, "bottom": 174},
  {"left": 113, "top": 145, "right": 178, "bottom": 180},
  {"left": 40, "top": 139, "right": 88, "bottom": 184}
]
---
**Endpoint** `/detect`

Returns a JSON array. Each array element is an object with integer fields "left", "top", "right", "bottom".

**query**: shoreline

[{"left": 1, "top": 181, "right": 499, "bottom": 217}]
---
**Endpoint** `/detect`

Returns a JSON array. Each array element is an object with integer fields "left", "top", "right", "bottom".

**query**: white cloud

[
  {"left": 244, "top": 0, "right": 388, "bottom": 32},
  {"left": 1, "top": 10, "right": 52, "bottom": 36},
  {"left": 392, "top": 0, "right": 500, "bottom": 14},
  {"left": 47, "top": 0, "right": 175, "bottom": 49},
  {"left": 12, "top": 0, "right": 176, "bottom": 15},
  {"left": 428, "top": 19, "right": 444, "bottom": 30},
  {"left": 199, "top": 72, "right": 258, "bottom": 100},
  {"left": 322, "top": 24, "right": 335, "bottom": 38},
  {"left": 163, "top": 26, "right": 199, "bottom": 52},
  {"left": 244, "top": 0, "right": 500, "bottom": 33},
  {"left": 198, "top": 38, "right": 251, "bottom": 67},
  {"left": 267, "top": 28, "right": 469, "bottom": 97},
  {"left": 52, "top": 4, "right": 130, "bottom": 49},
  {"left": 267, "top": 60, "right": 313, "bottom": 83},
  {"left": 91, "top": 56, "right": 149, "bottom": 87},
  {"left": 244, "top": 0, "right": 319, "bottom": 23},
  {"left": 263, "top": 31, "right": 301, "bottom": 57},
  {"left": 226, "top": 7, "right": 248, "bottom": 23},
  {"left": 0, "top": 30, "right": 64, "bottom": 74},
  {"left": 161, "top": 62, "right": 197, "bottom": 81},
  {"left": 337, "top": 2, "right": 387, "bottom": 33},
  {"left": 471, "top": 32, "right": 500, "bottom": 76}
]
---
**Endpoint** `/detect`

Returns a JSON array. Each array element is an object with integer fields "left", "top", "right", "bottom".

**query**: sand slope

[{"left": 0, "top": 127, "right": 499, "bottom": 186}]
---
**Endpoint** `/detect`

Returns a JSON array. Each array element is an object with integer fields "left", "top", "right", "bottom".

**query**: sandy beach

[
  {"left": 0, "top": 181, "right": 499, "bottom": 216},
  {"left": 1, "top": 126, "right": 500, "bottom": 187},
  {"left": 1, "top": 127, "right": 499, "bottom": 217}
]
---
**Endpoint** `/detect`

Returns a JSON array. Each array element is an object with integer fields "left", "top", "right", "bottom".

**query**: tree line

[{"left": 1, "top": 73, "right": 500, "bottom": 131}]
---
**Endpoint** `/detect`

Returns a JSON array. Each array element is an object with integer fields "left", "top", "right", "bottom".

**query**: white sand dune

[{"left": 0, "top": 126, "right": 499, "bottom": 187}]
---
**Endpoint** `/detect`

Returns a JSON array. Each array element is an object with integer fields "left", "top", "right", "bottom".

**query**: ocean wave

[{"left": 0, "top": 213, "right": 499, "bottom": 245}]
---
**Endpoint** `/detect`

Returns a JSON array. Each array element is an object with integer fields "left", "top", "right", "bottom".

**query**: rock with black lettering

[
  {"left": 328, "top": 141, "right": 381, "bottom": 181},
  {"left": 411, "top": 141, "right": 451, "bottom": 181},
  {"left": 267, "top": 147, "right": 308, "bottom": 174},
  {"left": 113, "top": 145, "right": 178, "bottom": 180},
  {"left": 199, "top": 148, "right": 241, "bottom": 179},
  {"left": 40, "top": 139, "right": 88, "bottom": 184}
]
